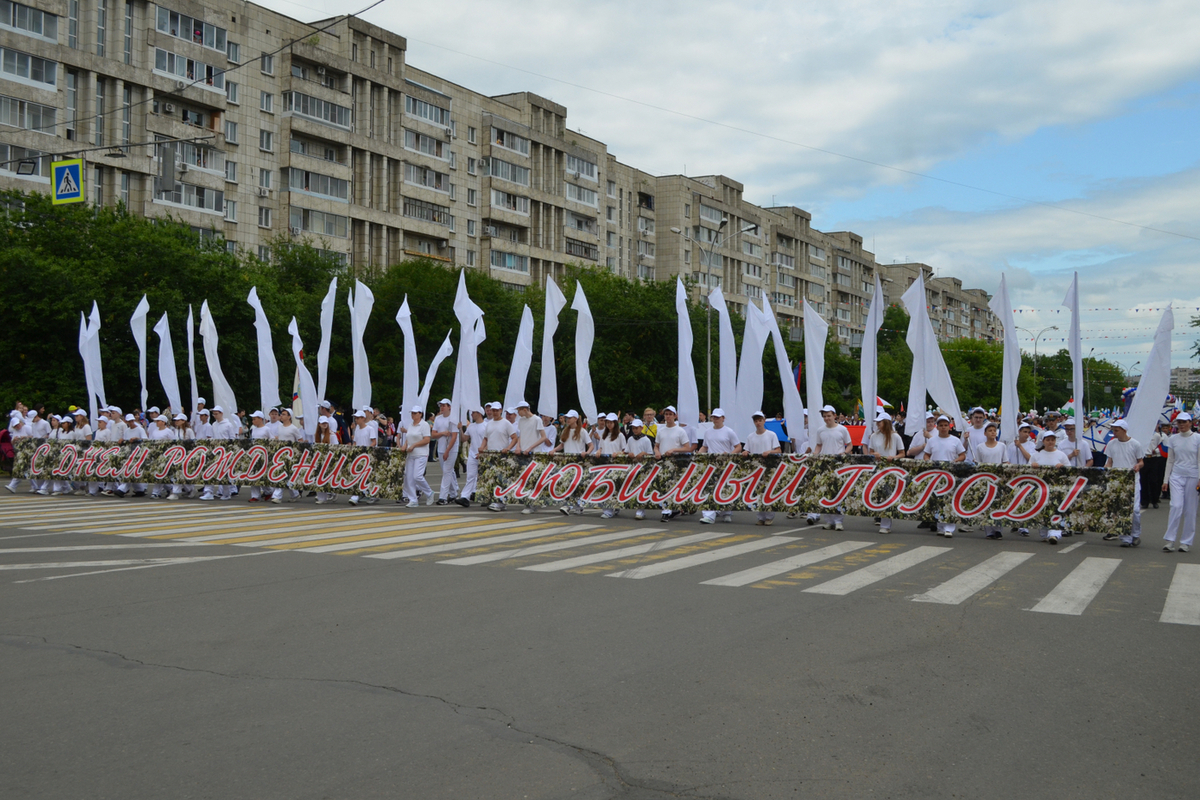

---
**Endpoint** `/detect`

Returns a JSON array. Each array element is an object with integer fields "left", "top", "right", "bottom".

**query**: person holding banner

[
  {"left": 1102, "top": 420, "right": 1143, "bottom": 548},
  {"left": 246, "top": 412, "right": 272, "bottom": 502},
  {"left": 483, "top": 403, "right": 519, "bottom": 512},
  {"left": 974, "top": 421, "right": 1009, "bottom": 539},
  {"left": 699, "top": 409, "right": 741, "bottom": 524},
  {"left": 456, "top": 408, "right": 488, "bottom": 508},
  {"left": 431, "top": 399, "right": 460, "bottom": 505},
  {"left": 813, "top": 405, "right": 853, "bottom": 531},
  {"left": 923, "top": 415, "right": 966, "bottom": 537},
  {"left": 199, "top": 407, "right": 235, "bottom": 501},
  {"left": 653, "top": 405, "right": 694, "bottom": 523},
  {"left": 117, "top": 413, "right": 147, "bottom": 498},
  {"left": 147, "top": 415, "right": 176, "bottom": 499},
  {"left": 348, "top": 411, "right": 379, "bottom": 506},
  {"left": 401, "top": 406, "right": 434, "bottom": 509},
  {"left": 313, "top": 416, "right": 338, "bottom": 505},
  {"left": 271, "top": 409, "right": 304, "bottom": 505},
  {"left": 865, "top": 411, "right": 904, "bottom": 533},
  {"left": 167, "top": 413, "right": 194, "bottom": 500},
  {"left": 1161, "top": 412, "right": 1199, "bottom": 553},
  {"left": 514, "top": 402, "right": 550, "bottom": 515},
  {"left": 745, "top": 411, "right": 782, "bottom": 526},
  {"left": 1030, "top": 430, "right": 1070, "bottom": 545}
]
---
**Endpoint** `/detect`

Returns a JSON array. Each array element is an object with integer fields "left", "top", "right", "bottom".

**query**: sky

[{"left": 257, "top": 0, "right": 1200, "bottom": 373}]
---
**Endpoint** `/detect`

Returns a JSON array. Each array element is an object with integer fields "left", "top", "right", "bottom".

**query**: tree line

[{"left": 0, "top": 191, "right": 1135, "bottom": 419}]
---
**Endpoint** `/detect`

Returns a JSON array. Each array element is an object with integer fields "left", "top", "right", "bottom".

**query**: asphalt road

[{"left": 1, "top": 489, "right": 1197, "bottom": 800}]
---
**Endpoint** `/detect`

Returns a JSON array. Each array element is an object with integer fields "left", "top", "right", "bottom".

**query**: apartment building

[
  {"left": 0, "top": 0, "right": 986, "bottom": 345},
  {"left": 880, "top": 262, "right": 999, "bottom": 341}
]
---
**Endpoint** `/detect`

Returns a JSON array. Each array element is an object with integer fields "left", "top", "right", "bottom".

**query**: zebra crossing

[{"left": 1, "top": 495, "right": 1197, "bottom": 625}]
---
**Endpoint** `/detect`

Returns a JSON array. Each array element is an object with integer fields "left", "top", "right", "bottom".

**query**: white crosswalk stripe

[
  {"left": 607, "top": 536, "right": 802, "bottom": 580},
  {"left": 803, "top": 546, "right": 951, "bottom": 596},
  {"left": 701, "top": 541, "right": 873, "bottom": 587},
  {"left": 1029, "top": 557, "right": 1121, "bottom": 615},
  {"left": 521, "top": 532, "right": 728, "bottom": 573},
  {"left": 440, "top": 530, "right": 664, "bottom": 566},
  {"left": 367, "top": 524, "right": 600, "bottom": 559},
  {"left": 293, "top": 519, "right": 570, "bottom": 553},
  {"left": 1159, "top": 564, "right": 1200, "bottom": 625},
  {"left": 911, "top": 552, "right": 1036, "bottom": 605}
]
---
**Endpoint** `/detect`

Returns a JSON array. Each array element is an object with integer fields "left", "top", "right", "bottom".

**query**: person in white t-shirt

[
  {"left": 923, "top": 415, "right": 966, "bottom": 537},
  {"left": 906, "top": 412, "right": 938, "bottom": 459},
  {"left": 246, "top": 411, "right": 272, "bottom": 502},
  {"left": 481, "top": 403, "right": 519, "bottom": 512},
  {"left": 1103, "top": 419, "right": 1143, "bottom": 547},
  {"left": 117, "top": 413, "right": 148, "bottom": 498},
  {"left": 865, "top": 411, "right": 903, "bottom": 533},
  {"left": 1006, "top": 423, "right": 1034, "bottom": 466},
  {"left": 1061, "top": 419, "right": 1093, "bottom": 468},
  {"left": 591, "top": 413, "right": 628, "bottom": 519},
  {"left": 457, "top": 408, "right": 488, "bottom": 507},
  {"left": 812, "top": 405, "right": 853, "bottom": 531},
  {"left": 961, "top": 407, "right": 990, "bottom": 464},
  {"left": 699, "top": 408, "right": 741, "bottom": 524},
  {"left": 347, "top": 411, "right": 379, "bottom": 506},
  {"left": 1161, "top": 412, "right": 1199, "bottom": 553},
  {"left": 620, "top": 419, "right": 655, "bottom": 521},
  {"left": 199, "top": 406, "right": 237, "bottom": 501},
  {"left": 431, "top": 399, "right": 460, "bottom": 504},
  {"left": 1030, "top": 430, "right": 1071, "bottom": 544},
  {"left": 167, "top": 413, "right": 195, "bottom": 499},
  {"left": 399, "top": 406, "right": 434, "bottom": 508},
  {"left": 266, "top": 408, "right": 282, "bottom": 439},
  {"left": 536, "top": 414, "right": 557, "bottom": 453},
  {"left": 514, "top": 401, "right": 549, "bottom": 514},
  {"left": 271, "top": 409, "right": 304, "bottom": 504},
  {"left": 744, "top": 411, "right": 782, "bottom": 525},
  {"left": 973, "top": 421, "right": 1009, "bottom": 539},
  {"left": 654, "top": 405, "right": 694, "bottom": 522}
]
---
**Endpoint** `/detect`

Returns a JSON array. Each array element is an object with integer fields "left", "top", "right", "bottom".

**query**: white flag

[
  {"left": 199, "top": 300, "right": 237, "bottom": 416},
  {"left": 288, "top": 318, "right": 319, "bottom": 440},
  {"left": 675, "top": 278, "right": 700, "bottom": 429},
  {"left": 152, "top": 312, "right": 182, "bottom": 415},
  {"left": 247, "top": 286, "right": 281, "bottom": 414},
  {"left": 860, "top": 275, "right": 885, "bottom": 429},
  {"left": 417, "top": 332, "right": 455, "bottom": 411},
  {"left": 570, "top": 281, "right": 597, "bottom": 423},
  {"left": 762, "top": 296, "right": 807, "bottom": 451},
  {"left": 1062, "top": 272, "right": 1084, "bottom": 424},
  {"left": 709, "top": 287, "right": 739, "bottom": 416},
  {"left": 350, "top": 280, "right": 374, "bottom": 411},
  {"left": 988, "top": 274, "right": 1021, "bottom": 444},
  {"left": 802, "top": 298, "right": 829, "bottom": 439},
  {"left": 186, "top": 305, "right": 198, "bottom": 416},
  {"left": 316, "top": 277, "right": 337, "bottom": 403},
  {"left": 504, "top": 305, "right": 535, "bottom": 410},
  {"left": 735, "top": 303, "right": 770, "bottom": 442},
  {"left": 1125, "top": 306, "right": 1173, "bottom": 447},
  {"left": 451, "top": 271, "right": 485, "bottom": 424},
  {"left": 87, "top": 302, "right": 107, "bottom": 409},
  {"left": 130, "top": 295, "right": 149, "bottom": 412},
  {"left": 396, "top": 296, "right": 420, "bottom": 421},
  {"left": 538, "top": 279, "right": 567, "bottom": 419}
]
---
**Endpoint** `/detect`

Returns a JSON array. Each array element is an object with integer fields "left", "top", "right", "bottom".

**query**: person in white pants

[
  {"left": 1029, "top": 431, "right": 1071, "bottom": 544},
  {"left": 431, "top": 399, "right": 460, "bottom": 504},
  {"left": 313, "top": 416, "right": 338, "bottom": 504},
  {"left": 552, "top": 410, "right": 592, "bottom": 515},
  {"left": 4, "top": 412, "right": 30, "bottom": 492},
  {"left": 813, "top": 405, "right": 854, "bottom": 531},
  {"left": 1162, "top": 412, "right": 1200, "bottom": 553},
  {"left": 744, "top": 411, "right": 782, "bottom": 525},
  {"left": 247, "top": 412, "right": 271, "bottom": 501},
  {"left": 348, "top": 411, "right": 379, "bottom": 506},
  {"left": 481, "top": 403, "right": 519, "bottom": 512},
  {"left": 270, "top": 409, "right": 304, "bottom": 504},
  {"left": 167, "top": 414, "right": 194, "bottom": 499},
  {"left": 972, "top": 421, "right": 1009, "bottom": 539},
  {"left": 923, "top": 415, "right": 967, "bottom": 537},
  {"left": 116, "top": 414, "right": 148, "bottom": 497},
  {"left": 865, "top": 411, "right": 904, "bottom": 533},
  {"left": 200, "top": 407, "right": 236, "bottom": 500},
  {"left": 401, "top": 406, "right": 434, "bottom": 508},
  {"left": 147, "top": 416, "right": 177, "bottom": 498},
  {"left": 456, "top": 409, "right": 487, "bottom": 507},
  {"left": 1102, "top": 419, "right": 1143, "bottom": 547},
  {"left": 24, "top": 410, "right": 50, "bottom": 494},
  {"left": 699, "top": 408, "right": 741, "bottom": 524},
  {"left": 653, "top": 406, "right": 695, "bottom": 522}
]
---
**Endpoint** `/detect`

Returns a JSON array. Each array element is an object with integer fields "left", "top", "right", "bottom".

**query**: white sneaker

[
  {"left": 834, "top": 523, "right": 844, "bottom": 532},
  {"left": 348, "top": 496, "right": 359, "bottom": 506},
  {"left": 425, "top": 494, "right": 435, "bottom": 506},
  {"left": 199, "top": 493, "right": 215, "bottom": 501},
  {"left": 315, "top": 498, "right": 327, "bottom": 505},
  {"left": 36, "top": 489, "right": 49, "bottom": 496},
  {"left": 1181, "top": 544, "right": 1191, "bottom": 553},
  {"left": 488, "top": 502, "right": 505, "bottom": 512},
  {"left": 521, "top": 507, "right": 534, "bottom": 515},
  {"left": 365, "top": 497, "right": 378, "bottom": 505},
  {"left": 943, "top": 530, "right": 953, "bottom": 538},
  {"left": 271, "top": 498, "right": 282, "bottom": 505},
  {"left": 167, "top": 493, "right": 181, "bottom": 501},
  {"left": 634, "top": 510, "right": 645, "bottom": 520},
  {"left": 406, "top": 501, "right": 420, "bottom": 509},
  {"left": 559, "top": 506, "right": 572, "bottom": 516},
  {"left": 601, "top": 509, "right": 615, "bottom": 519},
  {"left": 700, "top": 516, "right": 715, "bottom": 524}
]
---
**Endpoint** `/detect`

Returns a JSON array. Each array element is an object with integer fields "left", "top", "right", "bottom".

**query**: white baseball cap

[
  {"left": 148, "top": 406, "right": 160, "bottom": 413},
  {"left": 925, "top": 411, "right": 936, "bottom": 419},
  {"left": 318, "top": 415, "right": 332, "bottom": 425},
  {"left": 937, "top": 415, "right": 950, "bottom": 422},
  {"left": 198, "top": 409, "right": 209, "bottom": 416},
  {"left": 438, "top": 398, "right": 452, "bottom": 406},
  {"left": 1018, "top": 422, "right": 1031, "bottom": 430},
  {"left": 73, "top": 409, "right": 87, "bottom": 417},
  {"left": 1064, "top": 418, "right": 1077, "bottom": 426},
  {"left": 605, "top": 412, "right": 619, "bottom": 421},
  {"left": 821, "top": 404, "right": 836, "bottom": 413},
  {"left": 124, "top": 413, "right": 135, "bottom": 421},
  {"left": 1111, "top": 419, "right": 1129, "bottom": 430},
  {"left": 711, "top": 408, "right": 725, "bottom": 417},
  {"left": 251, "top": 411, "right": 265, "bottom": 419},
  {"left": 196, "top": 397, "right": 206, "bottom": 404},
  {"left": 210, "top": 405, "right": 223, "bottom": 413},
  {"left": 354, "top": 410, "right": 366, "bottom": 417},
  {"left": 1042, "top": 430, "right": 1059, "bottom": 438},
  {"left": 752, "top": 410, "right": 766, "bottom": 419},
  {"left": 663, "top": 405, "right": 677, "bottom": 414},
  {"left": 516, "top": 400, "right": 530, "bottom": 409},
  {"left": 174, "top": 413, "right": 188, "bottom": 421},
  {"left": 631, "top": 419, "right": 644, "bottom": 427},
  {"left": 319, "top": 400, "right": 332, "bottom": 408},
  {"left": 411, "top": 405, "right": 424, "bottom": 413},
  {"left": 875, "top": 411, "right": 891, "bottom": 421},
  {"left": 565, "top": 410, "right": 579, "bottom": 419},
  {"left": 1178, "top": 412, "right": 1193, "bottom": 422},
  {"left": 504, "top": 407, "right": 515, "bottom": 414}
]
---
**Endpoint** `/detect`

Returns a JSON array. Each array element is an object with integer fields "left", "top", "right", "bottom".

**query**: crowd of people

[{"left": 3, "top": 397, "right": 1197, "bottom": 554}]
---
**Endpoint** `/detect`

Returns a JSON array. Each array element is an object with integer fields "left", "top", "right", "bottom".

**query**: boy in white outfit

[
  {"left": 744, "top": 411, "right": 782, "bottom": 525},
  {"left": 431, "top": 399, "right": 460, "bottom": 504},
  {"left": 699, "top": 408, "right": 741, "bottom": 524}
]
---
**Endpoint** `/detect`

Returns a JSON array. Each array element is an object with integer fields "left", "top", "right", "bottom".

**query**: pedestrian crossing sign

[{"left": 51, "top": 159, "right": 84, "bottom": 204}]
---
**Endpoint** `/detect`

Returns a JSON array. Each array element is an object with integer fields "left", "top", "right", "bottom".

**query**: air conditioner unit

[
  {"left": 479, "top": 158, "right": 489, "bottom": 169},
  {"left": 164, "top": 103, "right": 176, "bottom": 113},
  {"left": 439, "top": 239, "right": 449, "bottom": 248},
  {"left": 573, "top": 171, "right": 581, "bottom": 180},
  {"left": 176, "top": 80, "right": 186, "bottom": 90},
  {"left": 641, "top": 229, "right": 650, "bottom": 238},
  {"left": 257, "top": 186, "right": 269, "bottom": 198},
  {"left": 444, "top": 128, "right": 453, "bottom": 140},
  {"left": 178, "top": 163, "right": 189, "bottom": 174},
  {"left": 483, "top": 226, "right": 497, "bottom": 238},
  {"left": 317, "top": 66, "right": 326, "bottom": 75},
  {"left": 290, "top": 226, "right": 302, "bottom": 235}
]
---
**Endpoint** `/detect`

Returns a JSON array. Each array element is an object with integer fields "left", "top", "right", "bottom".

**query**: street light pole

[
  {"left": 1016, "top": 325, "right": 1059, "bottom": 412},
  {"left": 670, "top": 219, "right": 756, "bottom": 413}
]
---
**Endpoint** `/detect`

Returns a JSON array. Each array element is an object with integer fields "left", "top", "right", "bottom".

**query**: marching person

[
  {"left": 1102, "top": 420, "right": 1143, "bottom": 548},
  {"left": 1029, "top": 430, "right": 1071, "bottom": 545},
  {"left": 554, "top": 409, "right": 593, "bottom": 516},
  {"left": 744, "top": 411, "right": 782, "bottom": 526},
  {"left": 813, "top": 405, "right": 853, "bottom": 531},
  {"left": 400, "top": 405, "right": 434, "bottom": 508},
  {"left": 117, "top": 413, "right": 148, "bottom": 498},
  {"left": 348, "top": 411, "right": 379, "bottom": 506},
  {"left": 513, "top": 401, "right": 549, "bottom": 515},
  {"left": 962, "top": 407, "right": 989, "bottom": 463},
  {"left": 973, "top": 420, "right": 1009, "bottom": 539},
  {"left": 70, "top": 409, "right": 93, "bottom": 495},
  {"left": 147, "top": 414, "right": 177, "bottom": 499},
  {"left": 199, "top": 406, "right": 236, "bottom": 501},
  {"left": 864, "top": 410, "right": 903, "bottom": 534},
  {"left": 270, "top": 408, "right": 304, "bottom": 504},
  {"left": 48, "top": 415, "right": 73, "bottom": 496},
  {"left": 190, "top": 397, "right": 207, "bottom": 430},
  {"left": 247, "top": 411, "right": 271, "bottom": 502},
  {"left": 593, "top": 413, "right": 627, "bottom": 520},
  {"left": 1062, "top": 419, "right": 1093, "bottom": 468},
  {"left": 313, "top": 416, "right": 338, "bottom": 505},
  {"left": 1141, "top": 421, "right": 1168, "bottom": 509},
  {"left": 653, "top": 405, "right": 694, "bottom": 522},
  {"left": 457, "top": 408, "right": 488, "bottom": 508},
  {"left": 624, "top": 418, "right": 654, "bottom": 521},
  {"left": 481, "top": 402, "right": 519, "bottom": 512},
  {"left": 167, "top": 413, "right": 194, "bottom": 499},
  {"left": 431, "top": 399, "right": 460, "bottom": 505},
  {"left": 699, "top": 408, "right": 741, "bottom": 524},
  {"left": 1162, "top": 412, "right": 1199, "bottom": 553},
  {"left": 923, "top": 415, "right": 966, "bottom": 537}
]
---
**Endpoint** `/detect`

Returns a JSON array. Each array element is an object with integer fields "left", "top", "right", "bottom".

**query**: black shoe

[
  {"left": 436, "top": 499, "right": 448, "bottom": 506},
  {"left": 1062, "top": 531, "right": 1072, "bottom": 537},
  {"left": 1140, "top": 505, "right": 1150, "bottom": 510},
  {"left": 455, "top": 497, "right": 470, "bottom": 508},
  {"left": 1103, "top": 533, "right": 1119, "bottom": 541},
  {"left": 307, "top": 491, "right": 317, "bottom": 498},
  {"left": 1132, "top": 537, "right": 1141, "bottom": 547},
  {"left": 114, "top": 490, "right": 126, "bottom": 498},
  {"left": 917, "top": 520, "right": 933, "bottom": 530},
  {"left": 986, "top": 532, "right": 1002, "bottom": 540},
  {"left": 1152, "top": 503, "right": 1159, "bottom": 509},
  {"left": 132, "top": 491, "right": 146, "bottom": 497}
]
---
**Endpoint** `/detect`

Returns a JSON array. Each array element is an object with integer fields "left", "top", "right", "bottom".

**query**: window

[
  {"left": 404, "top": 94, "right": 450, "bottom": 126},
  {"left": 257, "top": 245, "right": 270, "bottom": 261},
  {"left": 259, "top": 129, "right": 273, "bottom": 152},
  {"left": 286, "top": 167, "right": 349, "bottom": 201},
  {"left": 224, "top": 160, "right": 236, "bottom": 182},
  {"left": 637, "top": 216, "right": 655, "bottom": 235},
  {"left": 258, "top": 168, "right": 271, "bottom": 189},
  {"left": 808, "top": 263, "right": 826, "bottom": 280},
  {"left": 0, "top": 143, "right": 48, "bottom": 177},
  {"left": 259, "top": 91, "right": 273, "bottom": 113},
  {"left": 121, "top": 85, "right": 130, "bottom": 144},
  {"left": 260, "top": 53, "right": 273, "bottom": 74},
  {"left": 403, "top": 128, "right": 445, "bottom": 158},
  {"left": 403, "top": 196, "right": 453, "bottom": 226},
  {"left": 258, "top": 206, "right": 271, "bottom": 228},
  {"left": 770, "top": 292, "right": 796, "bottom": 308},
  {"left": 0, "top": 46, "right": 57, "bottom": 87},
  {"left": 485, "top": 157, "right": 529, "bottom": 186},
  {"left": 467, "top": 126, "right": 476, "bottom": 144},
  {"left": 67, "top": 0, "right": 77, "bottom": 47},
  {"left": 466, "top": 157, "right": 475, "bottom": 175},
  {"left": 490, "top": 250, "right": 528, "bottom": 273},
  {"left": 95, "top": 0, "right": 106, "bottom": 58},
  {"left": 491, "top": 189, "right": 529, "bottom": 215},
  {"left": 93, "top": 165, "right": 102, "bottom": 204},
  {"left": 283, "top": 92, "right": 351, "bottom": 129},
  {"left": 606, "top": 180, "right": 615, "bottom": 197},
  {"left": 745, "top": 285, "right": 762, "bottom": 300},
  {"left": 683, "top": 250, "right": 691, "bottom": 264},
  {"left": 565, "top": 239, "right": 598, "bottom": 261},
  {"left": 466, "top": 249, "right": 475, "bottom": 266},
  {"left": 699, "top": 203, "right": 723, "bottom": 224},
  {"left": 684, "top": 203, "right": 691, "bottom": 218},
  {"left": 810, "top": 246, "right": 826, "bottom": 261},
  {"left": 778, "top": 273, "right": 796, "bottom": 288},
  {"left": 225, "top": 81, "right": 238, "bottom": 104},
  {"left": 290, "top": 137, "right": 341, "bottom": 164},
  {"left": 224, "top": 200, "right": 236, "bottom": 222},
  {"left": 223, "top": 120, "right": 237, "bottom": 143},
  {"left": 0, "top": 1, "right": 59, "bottom": 41},
  {"left": 65, "top": 70, "right": 75, "bottom": 139},
  {"left": 835, "top": 272, "right": 852, "bottom": 287},
  {"left": 742, "top": 240, "right": 763, "bottom": 259},
  {"left": 155, "top": 135, "right": 223, "bottom": 173},
  {"left": 289, "top": 206, "right": 348, "bottom": 238},
  {"left": 93, "top": 80, "right": 104, "bottom": 145},
  {"left": 491, "top": 127, "right": 529, "bottom": 155},
  {"left": 743, "top": 261, "right": 761, "bottom": 278},
  {"left": 153, "top": 48, "right": 224, "bottom": 90},
  {"left": 154, "top": 179, "right": 224, "bottom": 213},
  {"left": 120, "top": 170, "right": 129, "bottom": 206},
  {"left": 565, "top": 183, "right": 597, "bottom": 207},
  {"left": 567, "top": 212, "right": 598, "bottom": 236},
  {"left": 636, "top": 240, "right": 655, "bottom": 258},
  {"left": 155, "top": 7, "right": 227, "bottom": 53},
  {"left": 464, "top": 219, "right": 476, "bottom": 237},
  {"left": 773, "top": 252, "right": 795, "bottom": 269},
  {"left": 466, "top": 188, "right": 476, "bottom": 206},
  {"left": 606, "top": 206, "right": 614, "bottom": 222},
  {"left": 226, "top": 40, "right": 239, "bottom": 63},
  {"left": 566, "top": 154, "right": 597, "bottom": 180},
  {"left": 637, "top": 192, "right": 654, "bottom": 211},
  {"left": 0, "top": 95, "right": 55, "bottom": 133},
  {"left": 404, "top": 162, "right": 451, "bottom": 193}
]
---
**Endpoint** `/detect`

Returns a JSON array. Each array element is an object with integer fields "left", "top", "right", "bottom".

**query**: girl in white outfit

[
  {"left": 457, "top": 409, "right": 488, "bottom": 507},
  {"left": 247, "top": 412, "right": 271, "bottom": 501},
  {"left": 271, "top": 409, "right": 304, "bottom": 504},
  {"left": 865, "top": 413, "right": 903, "bottom": 533},
  {"left": 168, "top": 414, "right": 195, "bottom": 499},
  {"left": 401, "top": 407, "right": 434, "bottom": 507},
  {"left": 973, "top": 421, "right": 1009, "bottom": 539},
  {"left": 554, "top": 411, "right": 593, "bottom": 515},
  {"left": 314, "top": 417, "right": 338, "bottom": 504},
  {"left": 1162, "top": 412, "right": 1200, "bottom": 553},
  {"left": 1030, "top": 430, "right": 1071, "bottom": 544},
  {"left": 595, "top": 414, "right": 627, "bottom": 519}
]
